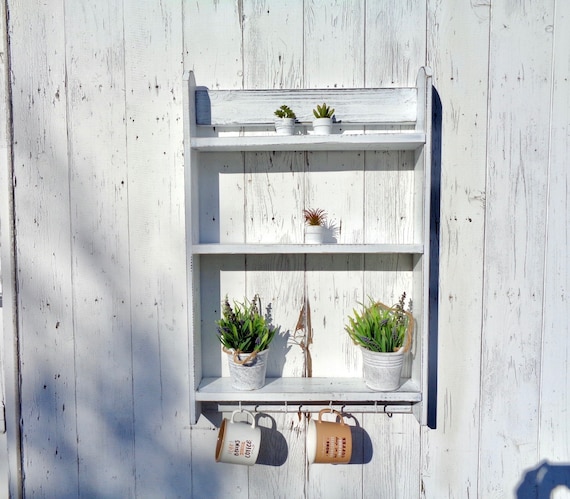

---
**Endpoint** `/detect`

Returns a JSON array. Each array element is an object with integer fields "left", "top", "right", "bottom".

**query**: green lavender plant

[
  {"left": 345, "top": 293, "right": 413, "bottom": 353},
  {"left": 216, "top": 294, "right": 276, "bottom": 353}
]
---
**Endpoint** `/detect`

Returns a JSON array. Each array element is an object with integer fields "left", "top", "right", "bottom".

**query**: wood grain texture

[
  {"left": 242, "top": 5, "right": 307, "bottom": 497},
  {"left": 422, "top": 0, "right": 490, "bottom": 497},
  {"left": 6, "top": 0, "right": 570, "bottom": 498},
  {"left": 0, "top": 0, "right": 18, "bottom": 494},
  {"left": 538, "top": 0, "right": 570, "bottom": 463},
  {"left": 8, "top": 0, "right": 80, "bottom": 496},
  {"left": 123, "top": 0, "right": 190, "bottom": 496},
  {"left": 479, "top": 1, "right": 554, "bottom": 496},
  {"left": 366, "top": 0, "right": 427, "bottom": 87},
  {"left": 65, "top": 0, "right": 136, "bottom": 495}
]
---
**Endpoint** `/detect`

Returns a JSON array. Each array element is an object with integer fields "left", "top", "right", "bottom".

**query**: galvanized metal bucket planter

[
  {"left": 226, "top": 349, "right": 269, "bottom": 390},
  {"left": 361, "top": 347, "right": 405, "bottom": 391}
]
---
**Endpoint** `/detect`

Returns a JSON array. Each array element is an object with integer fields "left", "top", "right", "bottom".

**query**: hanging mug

[
  {"left": 307, "top": 409, "right": 352, "bottom": 464},
  {"left": 215, "top": 409, "right": 261, "bottom": 465}
]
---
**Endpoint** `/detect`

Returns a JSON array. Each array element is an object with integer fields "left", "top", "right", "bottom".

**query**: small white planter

[
  {"left": 312, "top": 117, "right": 333, "bottom": 135},
  {"left": 226, "top": 349, "right": 269, "bottom": 390},
  {"left": 274, "top": 118, "right": 296, "bottom": 136},
  {"left": 305, "top": 225, "right": 325, "bottom": 244},
  {"left": 361, "top": 347, "right": 404, "bottom": 391}
]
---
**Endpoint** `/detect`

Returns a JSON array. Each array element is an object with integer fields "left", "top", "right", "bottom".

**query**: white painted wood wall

[{"left": 0, "top": 1, "right": 569, "bottom": 498}]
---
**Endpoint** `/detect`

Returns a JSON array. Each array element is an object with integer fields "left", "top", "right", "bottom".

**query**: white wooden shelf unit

[{"left": 184, "top": 68, "right": 433, "bottom": 425}]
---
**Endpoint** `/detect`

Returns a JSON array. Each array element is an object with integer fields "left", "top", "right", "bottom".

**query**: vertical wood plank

[
  {"left": 0, "top": 0, "right": 19, "bottom": 495},
  {"left": 64, "top": 1, "right": 136, "bottom": 495},
  {"left": 242, "top": 0, "right": 304, "bottom": 89},
  {"left": 303, "top": 1, "right": 366, "bottom": 496},
  {"left": 421, "top": 0, "right": 490, "bottom": 497},
  {"left": 363, "top": 414, "right": 421, "bottom": 499},
  {"left": 364, "top": 2, "right": 426, "bottom": 497},
  {"left": 123, "top": 0, "right": 190, "bottom": 496},
  {"left": 191, "top": 412, "right": 248, "bottom": 499},
  {"left": 538, "top": 0, "right": 570, "bottom": 463},
  {"left": 304, "top": 0, "right": 365, "bottom": 88},
  {"left": 304, "top": 153, "right": 364, "bottom": 379},
  {"left": 480, "top": 1, "right": 554, "bottom": 496},
  {"left": 8, "top": 0, "right": 79, "bottom": 495},
  {"left": 365, "top": 0, "right": 427, "bottom": 87},
  {"left": 184, "top": 0, "right": 243, "bottom": 89},
  {"left": 184, "top": 2, "right": 250, "bottom": 495},
  {"left": 242, "top": 3, "right": 307, "bottom": 497}
]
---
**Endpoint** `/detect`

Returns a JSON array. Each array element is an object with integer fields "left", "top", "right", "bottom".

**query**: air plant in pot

[
  {"left": 312, "top": 103, "right": 335, "bottom": 135},
  {"left": 216, "top": 294, "right": 276, "bottom": 390},
  {"left": 303, "top": 208, "right": 327, "bottom": 243},
  {"left": 274, "top": 104, "right": 297, "bottom": 135},
  {"left": 345, "top": 292, "right": 413, "bottom": 391}
]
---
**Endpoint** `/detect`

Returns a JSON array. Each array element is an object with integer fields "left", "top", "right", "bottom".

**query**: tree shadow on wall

[{"left": 517, "top": 461, "right": 570, "bottom": 498}]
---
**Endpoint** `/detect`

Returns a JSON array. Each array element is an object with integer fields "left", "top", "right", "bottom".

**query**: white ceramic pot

[
  {"left": 305, "top": 225, "right": 325, "bottom": 244},
  {"left": 312, "top": 117, "right": 333, "bottom": 135},
  {"left": 361, "top": 347, "right": 404, "bottom": 391},
  {"left": 274, "top": 118, "right": 296, "bottom": 135},
  {"left": 226, "top": 349, "right": 269, "bottom": 390}
]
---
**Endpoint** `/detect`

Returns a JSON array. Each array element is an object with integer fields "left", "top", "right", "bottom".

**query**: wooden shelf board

[
  {"left": 190, "top": 132, "right": 425, "bottom": 151},
  {"left": 195, "top": 377, "right": 422, "bottom": 403},
  {"left": 192, "top": 243, "right": 424, "bottom": 255}
]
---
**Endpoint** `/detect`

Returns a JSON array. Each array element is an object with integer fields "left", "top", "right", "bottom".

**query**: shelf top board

[
  {"left": 190, "top": 132, "right": 425, "bottom": 151},
  {"left": 194, "top": 87, "right": 418, "bottom": 126},
  {"left": 196, "top": 377, "right": 422, "bottom": 403}
]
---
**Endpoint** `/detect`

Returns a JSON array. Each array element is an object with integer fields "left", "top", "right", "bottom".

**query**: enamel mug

[{"left": 215, "top": 409, "right": 261, "bottom": 465}]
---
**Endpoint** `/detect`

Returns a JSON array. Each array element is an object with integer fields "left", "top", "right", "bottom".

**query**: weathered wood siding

[{"left": 1, "top": 1, "right": 569, "bottom": 498}]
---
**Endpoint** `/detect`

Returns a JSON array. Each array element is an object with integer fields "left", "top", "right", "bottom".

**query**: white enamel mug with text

[{"left": 215, "top": 409, "right": 261, "bottom": 465}]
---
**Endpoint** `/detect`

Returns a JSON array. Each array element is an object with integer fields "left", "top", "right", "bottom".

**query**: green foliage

[
  {"left": 345, "top": 293, "right": 413, "bottom": 353},
  {"left": 312, "top": 102, "right": 335, "bottom": 119},
  {"left": 216, "top": 294, "right": 276, "bottom": 353},
  {"left": 274, "top": 104, "right": 296, "bottom": 119},
  {"left": 303, "top": 208, "right": 327, "bottom": 226}
]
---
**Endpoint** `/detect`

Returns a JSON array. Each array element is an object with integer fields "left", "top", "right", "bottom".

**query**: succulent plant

[
  {"left": 303, "top": 208, "right": 327, "bottom": 226},
  {"left": 274, "top": 104, "right": 296, "bottom": 119},
  {"left": 312, "top": 103, "right": 335, "bottom": 119}
]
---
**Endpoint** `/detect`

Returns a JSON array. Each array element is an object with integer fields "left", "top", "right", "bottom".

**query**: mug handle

[
  {"left": 318, "top": 408, "right": 345, "bottom": 425},
  {"left": 231, "top": 409, "right": 256, "bottom": 428}
]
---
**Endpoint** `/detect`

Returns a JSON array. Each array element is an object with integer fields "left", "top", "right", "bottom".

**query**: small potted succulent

[
  {"left": 303, "top": 208, "right": 327, "bottom": 243},
  {"left": 274, "top": 104, "right": 297, "bottom": 135},
  {"left": 216, "top": 294, "right": 276, "bottom": 390},
  {"left": 345, "top": 292, "right": 413, "bottom": 391},
  {"left": 312, "top": 103, "right": 335, "bottom": 135}
]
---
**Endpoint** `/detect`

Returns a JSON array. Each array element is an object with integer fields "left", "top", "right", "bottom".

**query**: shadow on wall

[
  {"left": 517, "top": 461, "right": 570, "bottom": 498},
  {"left": 427, "top": 87, "right": 442, "bottom": 430}
]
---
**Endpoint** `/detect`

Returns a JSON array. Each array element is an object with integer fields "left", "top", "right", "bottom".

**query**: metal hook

[
  {"left": 284, "top": 401, "right": 288, "bottom": 414},
  {"left": 239, "top": 401, "right": 242, "bottom": 412},
  {"left": 374, "top": 401, "right": 379, "bottom": 414},
  {"left": 329, "top": 401, "right": 333, "bottom": 413},
  {"left": 384, "top": 405, "right": 393, "bottom": 418}
]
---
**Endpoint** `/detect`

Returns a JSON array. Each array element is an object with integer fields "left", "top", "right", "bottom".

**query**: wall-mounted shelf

[
  {"left": 183, "top": 67, "right": 432, "bottom": 425},
  {"left": 196, "top": 377, "right": 421, "bottom": 403},
  {"left": 191, "top": 244, "right": 424, "bottom": 255},
  {"left": 190, "top": 132, "right": 426, "bottom": 152}
]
